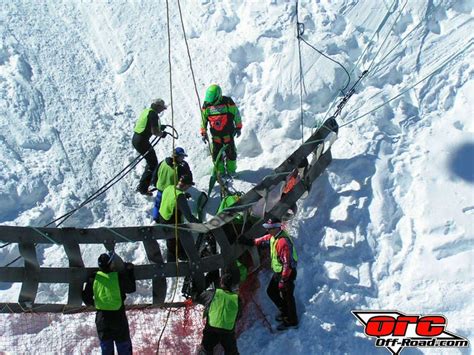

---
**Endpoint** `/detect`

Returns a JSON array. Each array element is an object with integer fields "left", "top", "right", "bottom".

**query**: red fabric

[
  {"left": 275, "top": 238, "right": 292, "bottom": 281},
  {"left": 208, "top": 114, "right": 228, "bottom": 131},
  {"left": 254, "top": 233, "right": 293, "bottom": 280},
  {"left": 254, "top": 233, "right": 272, "bottom": 246}
]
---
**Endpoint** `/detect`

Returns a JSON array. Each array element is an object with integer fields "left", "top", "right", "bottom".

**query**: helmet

[
  {"left": 262, "top": 218, "right": 282, "bottom": 229},
  {"left": 174, "top": 147, "right": 188, "bottom": 157},
  {"left": 204, "top": 84, "right": 222, "bottom": 105},
  {"left": 151, "top": 98, "right": 167, "bottom": 111},
  {"left": 180, "top": 174, "right": 195, "bottom": 186},
  {"left": 98, "top": 251, "right": 115, "bottom": 270}
]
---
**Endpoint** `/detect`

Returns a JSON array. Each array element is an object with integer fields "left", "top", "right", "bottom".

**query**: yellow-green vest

[
  {"left": 159, "top": 185, "right": 184, "bottom": 221},
  {"left": 156, "top": 161, "right": 177, "bottom": 191},
  {"left": 270, "top": 231, "right": 298, "bottom": 273},
  {"left": 208, "top": 289, "right": 239, "bottom": 330},
  {"left": 134, "top": 108, "right": 153, "bottom": 134},
  {"left": 93, "top": 271, "right": 122, "bottom": 311}
]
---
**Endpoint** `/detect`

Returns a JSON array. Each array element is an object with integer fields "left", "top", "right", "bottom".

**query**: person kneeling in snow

[
  {"left": 193, "top": 273, "right": 242, "bottom": 355},
  {"left": 151, "top": 147, "right": 193, "bottom": 222},
  {"left": 239, "top": 218, "right": 299, "bottom": 331},
  {"left": 158, "top": 174, "right": 200, "bottom": 261},
  {"left": 82, "top": 252, "right": 136, "bottom": 354}
]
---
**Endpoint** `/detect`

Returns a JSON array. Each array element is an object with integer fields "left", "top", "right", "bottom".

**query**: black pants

[
  {"left": 132, "top": 133, "right": 158, "bottom": 193},
  {"left": 267, "top": 271, "right": 298, "bottom": 325},
  {"left": 211, "top": 139, "right": 237, "bottom": 161},
  {"left": 199, "top": 327, "right": 239, "bottom": 355},
  {"left": 159, "top": 215, "right": 188, "bottom": 262},
  {"left": 95, "top": 309, "right": 131, "bottom": 343}
]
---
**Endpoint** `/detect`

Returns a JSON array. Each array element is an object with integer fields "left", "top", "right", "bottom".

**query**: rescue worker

[
  {"left": 200, "top": 84, "right": 242, "bottom": 176},
  {"left": 82, "top": 252, "right": 136, "bottom": 354},
  {"left": 194, "top": 273, "right": 241, "bottom": 355},
  {"left": 239, "top": 218, "right": 299, "bottom": 331},
  {"left": 132, "top": 99, "right": 167, "bottom": 195},
  {"left": 151, "top": 147, "right": 193, "bottom": 222},
  {"left": 158, "top": 174, "right": 200, "bottom": 261}
]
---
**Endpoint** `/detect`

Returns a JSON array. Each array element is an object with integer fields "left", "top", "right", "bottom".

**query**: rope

[
  {"left": 340, "top": 47, "right": 465, "bottom": 128},
  {"left": 177, "top": 0, "right": 202, "bottom": 109},
  {"left": 156, "top": 1, "right": 178, "bottom": 353},
  {"left": 315, "top": 0, "right": 399, "bottom": 129},
  {"left": 296, "top": 0, "right": 307, "bottom": 144},
  {"left": 300, "top": 37, "right": 351, "bottom": 94},
  {"left": 365, "top": 1, "right": 408, "bottom": 73}
]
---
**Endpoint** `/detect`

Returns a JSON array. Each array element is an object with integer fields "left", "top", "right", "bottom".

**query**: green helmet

[{"left": 205, "top": 84, "right": 222, "bottom": 105}]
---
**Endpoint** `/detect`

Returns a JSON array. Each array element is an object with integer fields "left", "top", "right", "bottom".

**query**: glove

[
  {"left": 160, "top": 131, "right": 167, "bottom": 138},
  {"left": 201, "top": 133, "right": 209, "bottom": 144},
  {"left": 234, "top": 129, "right": 241, "bottom": 138},
  {"left": 238, "top": 237, "right": 254, "bottom": 246},
  {"left": 278, "top": 280, "right": 287, "bottom": 290}
]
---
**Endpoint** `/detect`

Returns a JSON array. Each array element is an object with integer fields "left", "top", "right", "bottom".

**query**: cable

[
  {"left": 299, "top": 37, "right": 351, "bottom": 94},
  {"left": 177, "top": 0, "right": 202, "bottom": 109},
  {"left": 315, "top": 0, "right": 399, "bottom": 129},
  {"left": 156, "top": 1, "right": 178, "bottom": 353},
  {"left": 340, "top": 47, "right": 465, "bottom": 128},
  {"left": 296, "top": 0, "right": 306, "bottom": 144}
]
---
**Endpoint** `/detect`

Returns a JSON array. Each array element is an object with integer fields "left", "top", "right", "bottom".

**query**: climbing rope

[
  {"left": 296, "top": 0, "right": 307, "bottom": 144},
  {"left": 295, "top": 0, "right": 352, "bottom": 140},
  {"left": 177, "top": 0, "right": 202, "bottom": 110},
  {"left": 156, "top": 0, "right": 180, "bottom": 353}
]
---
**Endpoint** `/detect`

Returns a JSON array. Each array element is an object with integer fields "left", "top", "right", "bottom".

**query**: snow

[{"left": 1, "top": 0, "right": 473, "bottom": 354}]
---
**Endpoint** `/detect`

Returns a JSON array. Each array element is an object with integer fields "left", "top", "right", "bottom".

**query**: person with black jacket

[
  {"left": 194, "top": 273, "right": 241, "bottom": 355},
  {"left": 82, "top": 252, "right": 136, "bottom": 355},
  {"left": 132, "top": 98, "right": 167, "bottom": 195},
  {"left": 158, "top": 174, "right": 200, "bottom": 261}
]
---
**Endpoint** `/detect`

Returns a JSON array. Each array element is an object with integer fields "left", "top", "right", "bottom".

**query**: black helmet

[
  {"left": 151, "top": 98, "right": 167, "bottom": 111},
  {"left": 262, "top": 218, "right": 282, "bottom": 229},
  {"left": 220, "top": 273, "right": 233, "bottom": 290},
  {"left": 98, "top": 251, "right": 115, "bottom": 270}
]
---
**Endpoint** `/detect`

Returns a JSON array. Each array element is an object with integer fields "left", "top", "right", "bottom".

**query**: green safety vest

[
  {"left": 159, "top": 185, "right": 184, "bottom": 221},
  {"left": 208, "top": 288, "right": 239, "bottom": 330},
  {"left": 156, "top": 161, "right": 177, "bottom": 191},
  {"left": 134, "top": 108, "right": 153, "bottom": 134},
  {"left": 93, "top": 271, "right": 122, "bottom": 311},
  {"left": 236, "top": 260, "right": 248, "bottom": 283},
  {"left": 270, "top": 231, "right": 298, "bottom": 273},
  {"left": 217, "top": 195, "right": 243, "bottom": 224}
]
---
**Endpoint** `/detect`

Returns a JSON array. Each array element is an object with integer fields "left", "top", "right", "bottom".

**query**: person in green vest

[
  {"left": 194, "top": 273, "right": 241, "bottom": 355},
  {"left": 132, "top": 98, "right": 167, "bottom": 195},
  {"left": 82, "top": 252, "right": 136, "bottom": 354},
  {"left": 200, "top": 84, "right": 242, "bottom": 176},
  {"left": 158, "top": 174, "right": 200, "bottom": 261},
  {"left": 239, "top": 218, "right": 299, "bottom": 331},
  {"left": 151, "top": 147, "right": 193, "bottom": 222}
]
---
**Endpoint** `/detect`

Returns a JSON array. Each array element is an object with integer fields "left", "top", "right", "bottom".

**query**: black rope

[
  {"left": 0, "top": 130, "right": 173, "bottom": 266},
  {"left": 299, "top": 37, "right": 351, "bottom": 94}
]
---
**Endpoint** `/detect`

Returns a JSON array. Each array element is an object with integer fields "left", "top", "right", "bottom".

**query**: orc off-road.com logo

[{"left": 352, "top": 310, "right": 469, "bottom": 354}]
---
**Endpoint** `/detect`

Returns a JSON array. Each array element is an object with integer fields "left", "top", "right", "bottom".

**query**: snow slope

[{"left": 0, "top": 0, "right": 473, "bottom": 354}]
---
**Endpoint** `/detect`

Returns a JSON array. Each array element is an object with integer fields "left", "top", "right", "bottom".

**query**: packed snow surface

[{"left": 0, "top": 0, "right": 473, "bottom": 354}]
